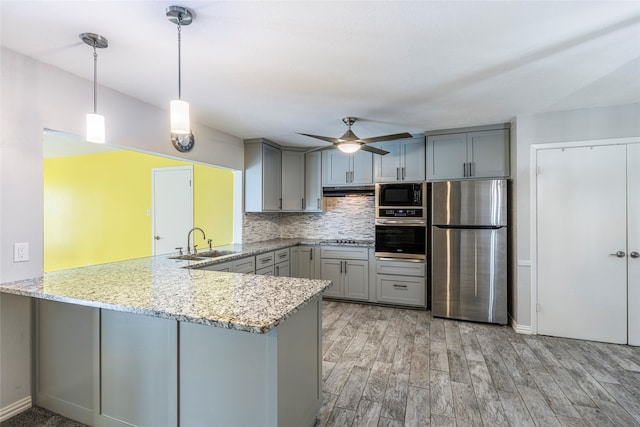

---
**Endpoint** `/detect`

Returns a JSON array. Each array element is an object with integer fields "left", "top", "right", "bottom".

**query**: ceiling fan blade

[
  {"left": 360, "top": 144, "right": 389, "bottom": 156},
  {"left": 360, "top": 132, "right": 413, "bottom": 144},
  {"left": 297, "top": 133, "right": 340, "bottom": 144},
  {"left": 305, "top": 145, "right": 336, "bottom": 153}
]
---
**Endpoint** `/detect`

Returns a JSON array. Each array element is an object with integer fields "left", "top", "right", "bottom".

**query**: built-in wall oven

[{"left": 375, "top": 182, "right": 428, "bottom": 260}]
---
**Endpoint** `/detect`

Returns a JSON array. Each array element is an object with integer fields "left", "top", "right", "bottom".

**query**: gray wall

[
  {"left": 513, "top": 103, "right": 640, "bottom": 330},
  {"left": 0, "top": 47, "right": 244, "bottom": 414}
]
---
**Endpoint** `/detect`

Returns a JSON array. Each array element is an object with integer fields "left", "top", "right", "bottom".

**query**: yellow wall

[{"left": 44, "top": 150, "right": 234, "bottom": 272}]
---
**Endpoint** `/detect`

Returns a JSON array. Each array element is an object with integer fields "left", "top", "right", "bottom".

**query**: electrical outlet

[{"left": 14, "top": 242, "right": 29, "bottom": 262}]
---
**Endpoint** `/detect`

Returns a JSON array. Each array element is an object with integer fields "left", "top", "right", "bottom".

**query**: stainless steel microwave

[{"left": 375, "top": 182, "right": 426, "bottom": 210}]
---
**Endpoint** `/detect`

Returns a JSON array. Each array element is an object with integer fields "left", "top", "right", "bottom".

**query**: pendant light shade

[
  {"left": 167, "top": 5, "right": 194, "bottom": 135},
  {"left": 170, "top": 100, "right": 190, "bottom": 134},
  {"left": 86, "top": 113, "right": 106, "bottom": 143},
  {"left": 80, "top": 33, "right": 108, "bottom": 143}
]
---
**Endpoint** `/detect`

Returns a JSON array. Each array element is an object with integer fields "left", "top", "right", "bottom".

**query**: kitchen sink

[
  {"left": 197, "top": 250, "right": 238, "bottom": 258},
  {"left": 168, "top": 250, "right": 237, "bottom": 261},
  {"left": 168, "top": 254, "right": 206, "bottom": 261}
]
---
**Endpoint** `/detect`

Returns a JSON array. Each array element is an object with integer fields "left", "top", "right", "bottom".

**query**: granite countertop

[{"left": 0, "top": 239, "right": 372, "bottom": 334}]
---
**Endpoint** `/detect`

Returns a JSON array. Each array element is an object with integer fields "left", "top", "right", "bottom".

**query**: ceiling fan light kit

[
  {"left": 167, "top": 5, "right": 196, "bottom": 151},
  {"left": 299, "top": 117, "right": 413, "bottom": 156},
  {"left": 80, "top": 32, "right": 108, "bottom": 144}
]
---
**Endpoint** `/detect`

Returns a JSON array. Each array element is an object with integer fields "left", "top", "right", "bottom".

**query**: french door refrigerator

[{"left": 431, "top": 179, "right": 508, "bottom": 324}]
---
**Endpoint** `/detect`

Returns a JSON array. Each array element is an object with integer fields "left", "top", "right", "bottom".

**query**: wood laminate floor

[
  {"left": 3, "top": 301, "right": 640, "bottom": 426},
  {"left": 318, "top": 301, "right": 640, "bottom": 427}
]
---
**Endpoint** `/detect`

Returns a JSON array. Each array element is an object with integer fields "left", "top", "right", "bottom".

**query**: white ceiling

[{"left": 2, "top": 1, "right": 640, "bottom": 148}]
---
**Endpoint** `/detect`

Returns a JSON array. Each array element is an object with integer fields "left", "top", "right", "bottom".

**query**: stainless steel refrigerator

[{"left": 431, "top": 179, "right": 508, "bottom": 324}]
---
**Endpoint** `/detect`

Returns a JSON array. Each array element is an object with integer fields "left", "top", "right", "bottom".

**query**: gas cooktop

[{"left": 319, "top": 239, "right": 374, "bottom": 245}]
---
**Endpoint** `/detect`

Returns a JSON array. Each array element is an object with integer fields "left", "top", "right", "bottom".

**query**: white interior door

[
  {"left": 537, "top": 145, "right": 627, "bottom": 344},
  {"left": 628, "top": 143, "right": 640, "bottom": 346},
  {"left": 152, "top": 166, "right": 193, "bottom": 255}
]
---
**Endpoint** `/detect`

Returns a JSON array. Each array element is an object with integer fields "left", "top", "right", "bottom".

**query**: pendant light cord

[
  {"left": 93, "top": 45, "right": 98, "bottom": 114},
  {"left": 177, "top": 17, "right": 182, "bottom": 100}
]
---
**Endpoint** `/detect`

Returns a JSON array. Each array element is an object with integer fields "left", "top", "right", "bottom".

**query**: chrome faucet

[{"left": 186, "top": 227, "right": 206, "bottom": 255}]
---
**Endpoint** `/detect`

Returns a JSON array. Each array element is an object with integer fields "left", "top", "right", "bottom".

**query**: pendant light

[
  {"left": 80, "top": 33, "right": 108, "bottom": 143},
  {"left": 167, "top": 5, "right": 194, "bottom": 135}
]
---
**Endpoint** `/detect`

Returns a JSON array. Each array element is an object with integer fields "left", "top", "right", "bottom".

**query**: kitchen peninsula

[{"left": 0, "top": 243, "right": 332, "bottom": 427}]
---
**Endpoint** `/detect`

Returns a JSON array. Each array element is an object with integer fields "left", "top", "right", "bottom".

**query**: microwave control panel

[{"left": 378, "top": 208, "right": 424, "bottom": 218}]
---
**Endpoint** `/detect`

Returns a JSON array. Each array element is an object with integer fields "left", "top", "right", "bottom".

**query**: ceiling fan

[{"left": 299, "top": 117, "right": 413, "bottom": 155}]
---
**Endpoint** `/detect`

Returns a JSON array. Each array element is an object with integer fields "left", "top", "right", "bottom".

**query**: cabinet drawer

[
  {"left": 233, "top": 257, "right": 255, "bottom": 274},
  {"left": 321, "top": 246, "right": 369, "bottom": 260},
  {"left": 256, "top": 251, "right": 275, "bottom": 268},
  {"left": 274, "top": 248, "right": 289, "bottom": 263},
  {"left": 377, "top": 275, "right": 425, "bottom": 307},
  {"left": 200, "top": 261, "right": 232, "bottom": 272},
  {"left": 376, "top": 259, "right": 425, "bottom": 277},
  {"left": 256, "top": 265, "right": 275, "bottom": 276}
]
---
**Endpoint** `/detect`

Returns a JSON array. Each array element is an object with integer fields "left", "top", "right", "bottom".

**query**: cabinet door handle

[
  {"left": 463, "top": 163, "right": 467, "bottom": 177},
  {"left": 317, "top": 198, "right": 320, "bottom": 209},
  {"left": 340, "top": 261, "right": 343, "bottom": 274},
  {"left": 402, "top": 167, "right": 406, "bottom": 180},
  {"left": 310, "top": 248, "right": 313, "bottom": 261},
  {"left": 468, "top": 162, "right": 473, "bottom": 177},
  {"left": 302, "top": 198, "right": 305, "bottom": 210},
  {"left": 630, "top": 251, "right": 639, "bottom": 259},
  {"left": 609, "top": 251, "right": 626, "bottom": 258},
  {"left": 393, "top": 284, "right": 408, "bottom": 290},
  {"left": 279, "top": 198, "right": 282, "bottom": 209},
  {"left": 344, "top": 261, "right": 347, "bottom": 274},
  {"left": 276, "top": 265, "right": 280, "bottom": 276},
  {"left": 396, "top": 167, "right": 401, "bottom": 181}
]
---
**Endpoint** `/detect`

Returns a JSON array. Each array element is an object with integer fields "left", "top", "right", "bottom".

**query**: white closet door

[
  {"left": 628, "top": 143, "right": 640, "bottom": 346},
  {"left": 537, "top": 145, "right": 627, "bottom": 344}
]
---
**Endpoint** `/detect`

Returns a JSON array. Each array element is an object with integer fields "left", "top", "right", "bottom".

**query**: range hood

[{"left": 322, "top": 185, "right": 375, "bottom": 197}]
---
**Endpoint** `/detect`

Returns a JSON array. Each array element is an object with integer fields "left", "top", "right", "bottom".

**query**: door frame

[
  {"left": 151, "top": 166, "right": 193, "bottom": 256},
  {"left": 529, "top": 137, "right": 639, "bottom": 335}
]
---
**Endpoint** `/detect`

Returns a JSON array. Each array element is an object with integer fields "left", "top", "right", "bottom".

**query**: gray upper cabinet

[
  {"left": 245, "top": 139, "right": 282, "bottom": 212},
  {"left": 281, "top": 150, "right": 305, "bottom": 211},
  {"left": 372, "top": 136, "right": 425, "bottom": 182},
  {"left": 322, "top": 150, "right": 373, "bottom": 186},
  {"left": 304, "top": 152, "right": 323, "bottom": 212},
  {"left": 426, "top": 126, "right": 510, "bottom": 181}
]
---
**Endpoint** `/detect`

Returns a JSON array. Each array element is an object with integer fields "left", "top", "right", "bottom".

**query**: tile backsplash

[{"left": 242, "top": 196, "right": 375, "bottom": 243}]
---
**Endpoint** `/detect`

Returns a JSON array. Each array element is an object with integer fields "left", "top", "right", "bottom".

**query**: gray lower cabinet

[
  {"left": 199, "top": 257, "right": 256, "bottom": 274},
  {"left": 100, "top": 310, "right": 178, "bottom": 427},
  {"left": 320, "top": 246, "right": 369, "bottom": 301},
  {"left": 376, "top": 259, "right": 426, "bottom": 307},
  {"left": 34, "top": 296, "right": 323, "bottom": 427},
  {"left": 36, "top": 300, "right": 96, "bottom": 426},
  {"left": 255, "top": 249, "right": 290, "bottom": 276},
  {"left": 426, "top": 125, "right": 510, "bottom": 181},
  {"left": 256, "top": 251, "right": 276, "bottom": 275},
  {"left": 297, "top": 246, "right": 320, "bottom": 279}
]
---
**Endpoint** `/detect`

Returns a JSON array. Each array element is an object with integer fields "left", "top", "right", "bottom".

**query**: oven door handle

[
  {"left": 375, "top": 219, "right": 426, "bottom": 225},
  {"left": 375, "top": 257, "right": 425, "bottom": 263}
]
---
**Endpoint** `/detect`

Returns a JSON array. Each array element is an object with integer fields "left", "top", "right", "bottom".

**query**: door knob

[
  {"left": 631, "top": 251, "right": 640, "bottom": 259},
  {"left": 609, "top": 251, "right": 626, "bottom": 258},
  {"left": 154, "top": 235, "right": 161, "bottom": 240}
]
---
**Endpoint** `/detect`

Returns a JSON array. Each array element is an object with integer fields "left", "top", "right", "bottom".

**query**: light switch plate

[{"left": 14, "top": 242, "right": 29, "bottom": 262}]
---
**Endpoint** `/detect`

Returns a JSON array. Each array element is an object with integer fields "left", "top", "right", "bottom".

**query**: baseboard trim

[
  {"left": 510, "top": 315, "right": 533, "bottom": 335},
  {"left": 0, "top": 396, "right": 32, "bottom": 422}
]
